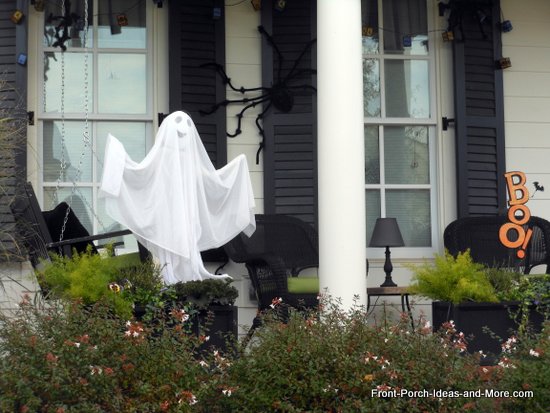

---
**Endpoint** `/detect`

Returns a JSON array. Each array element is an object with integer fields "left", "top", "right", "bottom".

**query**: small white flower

[
  {"left": 74, "top": 342, "right": 81, "bottom": 348},
  {"left": 529, "top": 349, "right": 540, "bottom": 357},
  {"left": 222, "top": 389, "right": 232, "bottom": 397}
]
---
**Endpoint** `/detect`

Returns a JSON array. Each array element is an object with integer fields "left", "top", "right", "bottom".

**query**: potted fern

[
  {"left": 164, "top": 279, "right": 239, "bottom": 351},
  {"left": 409, "top": 250, "right": 547, "bottom": 357}
]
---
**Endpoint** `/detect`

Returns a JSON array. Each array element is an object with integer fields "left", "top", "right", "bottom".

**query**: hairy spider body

[{"left": 200, "top": 25, "right": 316, "bottom": 163}]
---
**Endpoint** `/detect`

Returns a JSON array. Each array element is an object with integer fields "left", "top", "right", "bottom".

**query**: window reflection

[
  {"left": 385, "top": 60, "right": 429, "bottom": 118},
  {"left": 384, "top": 126, "right": 429, "bottom": 185},
  {"left": 43, "top": 121, "right": 92, "bottom": 182},
  {"left": 43, "top": 1, "right": 93, "bottom": 49},
  {"left": 362, "top": 0, "right": 379, "bottom": 54},
  {"left": 98, "top": 54, "right": 147, "bottom": 114},
  {"left": 364, "top": 126, "right": 380, "bottom": 184},
  {"left": 44, "top": 53, "right": 93, "bottom": 113},
  {"left": 363, "top": 59, "right": 381, "bottom": 117},
  {"left": 383, "top": 0, "right": 428, "bottom": 55},
  {"left": 386, "top": 190, "right": 431, "bottom": 247},
  {"left": 98, "top": 0, "right": 147, "bottom": 49}
]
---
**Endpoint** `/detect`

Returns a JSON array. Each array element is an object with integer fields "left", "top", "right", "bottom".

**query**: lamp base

[
  {"left": 380, "top": 278, "right": 397, "bottom": 288},
  {"left": 380, "top": 246, "right": 398, "bottom": 287}
]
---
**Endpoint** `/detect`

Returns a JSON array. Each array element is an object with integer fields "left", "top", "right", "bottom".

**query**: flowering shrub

[
  {"left": 492, "top": 321, "right": 550, "bottom": 413},
  {"left": 0, "top": 294, "right": 548, "bottom": 412},
  {"left": 198, "top": 296, "right": 492, "bottom": 413},
  {"left": 0, "top": 296, "right": 210, "bottom": 412}
]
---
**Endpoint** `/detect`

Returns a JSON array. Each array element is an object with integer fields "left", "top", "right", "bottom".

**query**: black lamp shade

[{"left": 369, "top": 218, "right": 405, "bottom": 248}]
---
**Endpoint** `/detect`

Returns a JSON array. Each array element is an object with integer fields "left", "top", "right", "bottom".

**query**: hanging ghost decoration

[{"left": 100, "top": 111, "right": 256, "bottom": 284}]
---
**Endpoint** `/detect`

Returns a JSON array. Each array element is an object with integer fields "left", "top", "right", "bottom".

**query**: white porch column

[{"left": 317, "top": 0, "right": 367, "bottom": 308}]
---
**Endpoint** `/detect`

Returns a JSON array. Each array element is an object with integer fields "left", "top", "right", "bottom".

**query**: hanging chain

[
  {"left": 59, "top": 0, "right": 92, "bottom": 242},
  {"left": 53, "top": 0, "right": 67, "bottom": 207}
]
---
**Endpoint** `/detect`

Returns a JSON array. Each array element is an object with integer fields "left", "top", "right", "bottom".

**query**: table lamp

[{"left": 369, "top": 217, "right": 405, "bottom": 287}]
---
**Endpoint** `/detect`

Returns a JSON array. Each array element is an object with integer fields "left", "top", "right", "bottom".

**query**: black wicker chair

[
  {"left": 444, "top": 215, "right": 550, "bottom": 274},
  {"left": 224, "top": 214, "right": 320, "bottom": 337}
]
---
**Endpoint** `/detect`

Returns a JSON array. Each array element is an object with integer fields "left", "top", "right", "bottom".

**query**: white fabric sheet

[{"left": 99, "top": 111, "right": 256, "bottom": 284}]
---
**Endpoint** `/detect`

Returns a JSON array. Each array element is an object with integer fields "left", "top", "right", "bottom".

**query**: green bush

[
  {"left": 408, "top": 250, "right": 498, "bottom": 303},
  {"left": 0, "top": 298, "right": 210, "bottom": 413},
  {"left": 37, "top": 247, "right": 135, "bottom": 318},
  {"left": 197, "top": 297, "right": 493, "bottom": 413},
  {"left": 1, "top": 294, "right": 548, "bottom": 412},
  {"left": 492, "top": 321, "right": 550, "bottom": 413}
]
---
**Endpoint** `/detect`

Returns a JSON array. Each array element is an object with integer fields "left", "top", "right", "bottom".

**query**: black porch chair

[
  {"left": 444, "top": 215, "right": 550, "bottom": 274},
  {"left": 224, "top": 214, "right": 320, "bottom": 337},
  {"left": 9, "top": 182, "right": 145, "bottom": 270}
]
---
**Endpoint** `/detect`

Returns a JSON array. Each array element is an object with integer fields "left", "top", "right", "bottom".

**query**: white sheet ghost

[{"left": 99, "top": 111, "right": 256, "bottom": 284}]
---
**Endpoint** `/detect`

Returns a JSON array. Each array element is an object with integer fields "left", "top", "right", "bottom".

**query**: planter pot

[
  {"left": 133, "top": 304, "right": 238, "bottom": 352},
  {"left": 191, "top": 305, "right": 238, "bottom": 352},
  {"left": 432, "top": 301, "right": 544, "bottom": 356}
]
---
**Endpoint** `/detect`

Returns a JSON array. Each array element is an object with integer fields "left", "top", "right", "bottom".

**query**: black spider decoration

[
  {"left": 47, "top": 0, "right": 82, "bottom": 51},
  {"left": 200, "top": 25, "right": 317, "bottom": 164}
]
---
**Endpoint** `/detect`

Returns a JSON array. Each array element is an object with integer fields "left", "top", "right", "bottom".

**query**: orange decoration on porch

[{"left": 499, "top": 171, "right": 533, "bottom": 258}]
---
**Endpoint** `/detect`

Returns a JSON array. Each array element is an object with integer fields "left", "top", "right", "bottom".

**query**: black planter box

[
  {"left": 133, "top": 304, "right": 238, "bottom": 352},
  {"left": 432, "top": 301, "right": 544, "bottom": 356},
  {"left": 191, "top": 305, "right": 238, "bottom": 352}
]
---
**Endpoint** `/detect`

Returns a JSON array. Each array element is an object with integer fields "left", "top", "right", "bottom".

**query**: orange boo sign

[{"left": 499, "top": 171, "right": 533, "bottom": 259}]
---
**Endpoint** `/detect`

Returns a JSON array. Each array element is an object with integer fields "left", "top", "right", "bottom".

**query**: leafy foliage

[
  {"left": 37, "top": 247, "right": 135, "bottom": 318},
  {"left": 408, "top": 250, "right": 498, "bottom": 303},
  {"left": 168, "top": 279, "right": 239, "bottom": 310},
  {"left": 0, "top": 298, "right": 209, "bottom": 412},
  {"left": 0, "top": 294, "right": 548, "bottom": 412}
]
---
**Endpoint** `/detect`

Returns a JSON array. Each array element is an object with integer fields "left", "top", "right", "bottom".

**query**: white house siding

[
  {"left": 223, "top": 3, "right": 264, "bottom": 333},
  {"left": 0, "top": 262, "right": 40, "bottom": 315},
  {"left": 502, "top": 0, "right": 550, "bottom": 222}
]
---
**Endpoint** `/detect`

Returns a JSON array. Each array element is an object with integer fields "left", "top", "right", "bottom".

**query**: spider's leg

[
  {"left": 286, "top": 84, "right": 317, "bottom": 93},
  {"left": 227, "top": 95, "right": 271, "bottom": 137},
  {"left": 285, "top": 39, "right": 317, "bottom": 81},
  {"left": 258, "top": 25, "right": 284, "bottom": 82},
  {"left": 201, "top": 62, "right": 271, "bottom": 95},
  {"left": 255, "top": 101, "right": 272, "bottom": 165},
  {"left": 200, "top": 96, "right": 266, "bottom": 116}
]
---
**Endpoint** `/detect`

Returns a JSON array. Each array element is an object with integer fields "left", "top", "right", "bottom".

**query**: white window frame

[
  {"left": 364, "top": 0, "right": 439, "bottom": 260},
  {"left": 36, "top": 0, "right": 155, "bottom": 238}
]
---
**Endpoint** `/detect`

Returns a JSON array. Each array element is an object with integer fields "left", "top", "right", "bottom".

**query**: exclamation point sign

[{"left": 517, "top": 228, "right": 533, "bottom": 259}]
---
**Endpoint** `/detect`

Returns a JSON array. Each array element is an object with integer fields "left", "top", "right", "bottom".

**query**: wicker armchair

[
  {"left": 224, "top": 214, "right": 319, "bottom": 326},
  {"left": 444, "top": 215, "right": 550, "bottom": 274}
]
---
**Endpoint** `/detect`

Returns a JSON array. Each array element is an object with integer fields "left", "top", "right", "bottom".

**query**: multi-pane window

[
  {"left": 40, "top": 0, "right": 152, "bottom": 244},
  {"left": 362, "top": 0, "right": 436, "bottom": 250}
]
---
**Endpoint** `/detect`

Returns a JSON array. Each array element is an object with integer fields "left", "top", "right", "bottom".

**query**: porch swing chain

[
  {"left": 53, "top": 0, "right": 67, "bottom": 207},
  {"left": 59, "top": 0, "right": 93, "bottom": 242}
]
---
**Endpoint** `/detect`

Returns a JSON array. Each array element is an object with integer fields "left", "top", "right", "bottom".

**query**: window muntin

[
  {"left": 40, "top": 0, "right": 152, "bottom": 243},
  {"left": 363, "top": 0, "right": 436, "bottom": 251}
]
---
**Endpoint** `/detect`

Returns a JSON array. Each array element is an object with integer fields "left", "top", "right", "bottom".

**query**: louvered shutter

[
  {"left": 168, "top": 0, "right": 226, "bottom": 167},
  {"left": 261, "top": 0, "right": 317, "bottom": 227},
  {"left": 452, "top": 0, "right": 506, "bottom": 217},
  {"left": 0, "top": 0, "right": 27, "bottom": 261}
]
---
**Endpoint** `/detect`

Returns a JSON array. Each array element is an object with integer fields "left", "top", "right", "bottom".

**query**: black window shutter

[
  {"left": 0, "top": 0, "right": 27, "bottom": 261},
  {"left": 261, "top": 0, "right": 317, "bottom": 227},
  {"left": 452, "top": 0, "right": 506, "bottom": 217},
  {"left": 168, "top": 0, "right": 226, "bottom": 167}
]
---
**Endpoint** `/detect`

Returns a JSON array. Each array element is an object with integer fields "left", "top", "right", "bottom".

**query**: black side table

[{"left": 367, "top": 286, "right": 414, "bottom": 328}]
